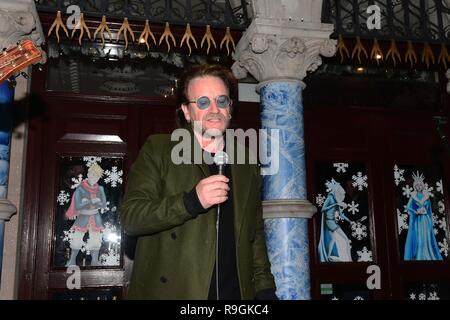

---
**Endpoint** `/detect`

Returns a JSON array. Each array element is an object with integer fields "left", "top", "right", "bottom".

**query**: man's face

[{"left": 181, "top": 76, "right": 231, "bottom": 137}]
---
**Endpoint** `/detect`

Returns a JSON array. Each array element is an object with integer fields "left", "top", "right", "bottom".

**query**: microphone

[
  {"left": 212, "top": 151, "right": 228, "bottom": 300},
  {"left": 213, "top": 151, "right": 229, "bottom": 176}
]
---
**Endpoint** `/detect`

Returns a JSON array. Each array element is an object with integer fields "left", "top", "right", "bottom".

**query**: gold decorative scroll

[
  {"left": 370, "top": 38, "right": 383, "bottom": 65},
  {"left": 71, "top": 13, "right": 91, "bottom": 46},
  {"left": 421, "top": 42, "right": 435, "bottom": 69},
  {"left": 386, "top": 39, "right": 401, "bottom": 66},
  {"left": 405, "top": 41, "right": 418, "bottom": 68},
  {"left": 180, "top": 24, "right": 198, "bottom": 56},
  {"left": 93, "top": 15, "right": 112, "bottom": 47},
  {"left": 336, "top": 34, "right": 350, "bottom": 63},
  {"left": 116, "top": 18, "right": 135, "bottom": 50},
  {"left": 351, "top": 36, "right": 368, "bottom": 64},
  {"left": 159, "top": 22, "right": 177, "bottom": 52},
  {"left": 138, "top": 19, "right": 157, "bottom": 51},
  {"left": 438, "top": 43, "right": 450, "bottom": 69},
  {"left": 201, "top": 25, "right": 217, "bottom": 55},
  {"left": 220, "top": 27, "right": 235, "bottom": 56},
  {"left": 48, "top": 11, "right": 69, "bottom": 43}
]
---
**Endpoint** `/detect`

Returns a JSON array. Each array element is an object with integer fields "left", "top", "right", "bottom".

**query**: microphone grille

[{"left": 213, "top": 151, "right": 229, "bottom": 166}]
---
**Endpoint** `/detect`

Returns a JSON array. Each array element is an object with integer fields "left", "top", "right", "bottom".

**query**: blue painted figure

[
  {"left": 318, "top": 179, "right": 354, "bottom": 262},
  {"left": 65, "top": 163, "right": 107, "bottom": 266},
  {"left": 404, "top": 172, "right": 443, "bottom": 261}
]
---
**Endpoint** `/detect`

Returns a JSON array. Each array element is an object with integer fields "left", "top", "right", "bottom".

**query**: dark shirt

[{"left": 183, "top": 151, "right": 241, "bottom": 300}]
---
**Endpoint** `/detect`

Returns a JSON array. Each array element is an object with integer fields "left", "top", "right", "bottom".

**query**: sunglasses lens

[
  {"left": 216, "top": 95, "right": 231, "bottom": 108},
  {"left": 196, "top": 96, "right": 211, "bottom": 109}
]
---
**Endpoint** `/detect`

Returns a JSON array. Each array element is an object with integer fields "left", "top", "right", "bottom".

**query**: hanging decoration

[
  {"left": 336, "top": 34, "right": 349, "bottom": 63},
  {"left": 116, "top": 18, "right": 135, "bottom": 50},
  {"left": 438, "top": 43, "right": 450, "bottom": 70},
  {"left": 201, "top": 25, "right": 217, "bottom": 55},
  {"left": 45, "top": 13, "right": 239, "bottom": 57},
  {"left": 351, "top": 36, "right": 368, "bottom": 65},
  {"left": 48, "top": 10, "right": 69, "bottom": 44},
  {"left": 335, "top": 33, "right": 449, "bottom": 69},
  {"left": 370, "top": 38, "right": 383, "bottom": 65},
  {"left": 180, "top": 24, "right": 197, "bottom": 56},
  {"left": 386, "top": 39, "right": 401, "bottom": 66},
  {"left": 71, "top": 13, "right": 91, "bottom": 46},
  {"left": 421, "top": 42, "right": 435, "bottom": 69},
  {"left": 220, "top": 27, "right": 235, "bottom": 56},
  {"left": 405, "top": 41, "right": 418, "bottom": 68},
  {"left": 138, "top": 19, "right": 157, "bottom": 51},
  {"left": 93, "top": 15, "right": 112, "bottom": 47},
  {"left": 159, "top": 22, "right": 177, "bottom": 53}
]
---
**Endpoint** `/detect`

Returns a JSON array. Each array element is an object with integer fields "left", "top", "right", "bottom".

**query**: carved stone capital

[
  {"left": 232, "top": 17, "right": 336, "bottom": 85},
  {"left": 0, "top": 199, "right": 17, "bottom": 222},
  {"left": 0, "top": 0, "right": 45, "bottom": 57}
]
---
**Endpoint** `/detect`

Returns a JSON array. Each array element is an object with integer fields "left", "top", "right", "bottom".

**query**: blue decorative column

[
  {"left": 232, "top": 2, "right": 336, "bottom": 299},
  {"left": 0, "top": 80, "right": 17, "bottom": 285},
  {"left": 259, "top": 80, "right": 313, "bottom": 299}
]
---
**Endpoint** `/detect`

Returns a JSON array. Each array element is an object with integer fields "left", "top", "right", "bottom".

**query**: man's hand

[{"left": 196, "top": 175, "right": 229, "bottom": 209}]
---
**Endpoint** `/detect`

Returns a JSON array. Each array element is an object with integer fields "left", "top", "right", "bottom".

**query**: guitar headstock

[{"left": 0, "top": 40, "right": 42, "bottom": 84}]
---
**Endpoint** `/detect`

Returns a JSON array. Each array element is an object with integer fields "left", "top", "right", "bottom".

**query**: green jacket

[{"left": 120, "top": 130, "right": 275, "bottom": 299}]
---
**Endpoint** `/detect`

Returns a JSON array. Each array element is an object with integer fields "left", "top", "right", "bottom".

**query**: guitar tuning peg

[
  {"left": 38, "top": 65, "right": 43, "bottom": 72},
  {"left": 7, "top": 78, "right": 17, "bottom": 88}
]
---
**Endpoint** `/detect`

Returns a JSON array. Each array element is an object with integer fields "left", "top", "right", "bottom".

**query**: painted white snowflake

[
  {"left": 397, "top": 209, "right": 409, "bottom": 234},
  {"left": 438, "top": 238, "right": 449, "bottom": 257},
  {"left": 347, "top": 201, "right": 359, "bottom": 215},
  {"left": 438, "top": 201, "right": 445, "bottom": 214},
  {"left": 351, "top": 222, "right": 367, "bottom": 240},
  {"left": 100, "top": 201, "right": 110, "bottom": 214},
  {"left": 432, "top": 214, "right": 439, "bottom": 226},
  {"left": 353, "top": 296, "right": 364, "bottom": 300},
  {"left": 428, "top": 292, "right": 440, "bottom": 300},
  {"left": 104, "top": 166, "right": 123, "bottom": 187},
  {"left": 333, "top": 163, "right": 349, "bottom": 173},
  {"left": 111, "top": 206, "right": 117, "bottom": 212},
  {"left": 394, "top": 165, "right": 405, "bottom": 186},
  {"left": 83, "top": 156, "right": 102, "bottom": 167},
  {"left": 436, "top": 180, "right": 444, "bottom": 195},
  {"left": 57, "top": 190, "right": 70, "bottom": 205},
  {"left": 402, "top": 185, "right": 413, "bottom": 198},
  {"left": 438, "top": 217, "right": 447, "bottom": 231},
  {"left": 100, "top": 251, "right": 120, "bottom": 266},
  {"left": 331, "top": 296, "right": 339, "bottom": 300},
  {"left": 334, "top": 210, "right": 344, "bottom": 222},
  {"left": 63, "top": 229, "right": 87, "bottom": 252},
  {"left": 352, "top": 172, "right": 368, "bottom": 191},
  {"left": 409, "top": 293, "right": 416, "bottom": 300},
  {"left": 62, "top": 229, "right": 75, "bottom": 243},
  {"left": 433, "top": 227, "right": 439, "bottom": 235},
  {"left": 418, "top": 293, "right": 427, "bottom": 300},
  {"left": 71, "top": 174, "right": 83, "bottom": 189},
  {"left": 316, "top": 194, "right": 325, "bottom": 207},
  {"left": 423, "top": 183, "right": 434, "bottom": 198},
  {"left": 357, "top": 246, "right": 373, "bottom": 262}
]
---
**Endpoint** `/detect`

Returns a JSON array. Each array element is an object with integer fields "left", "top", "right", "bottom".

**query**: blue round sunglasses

[{"left": 187, "top": 95, "right": 232, "bottom": 110}]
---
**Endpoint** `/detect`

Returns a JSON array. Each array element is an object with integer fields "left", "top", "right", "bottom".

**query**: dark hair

[{"left": 175, "top": 64, "right": 237, "bottom": 127}]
